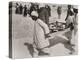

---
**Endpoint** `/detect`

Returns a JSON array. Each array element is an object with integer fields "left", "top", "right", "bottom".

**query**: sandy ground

[{"left": 11, "top": 6, "right": 78, "bottom": 59}]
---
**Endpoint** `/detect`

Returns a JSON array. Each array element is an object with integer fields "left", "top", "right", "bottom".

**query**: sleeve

[{"left": 36, "top": 19, "right": 50, "bottom": 34}]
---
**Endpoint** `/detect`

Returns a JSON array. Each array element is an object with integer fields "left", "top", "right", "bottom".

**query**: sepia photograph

[{"left": 9, "top": 1, "right": 78, "bottom": 59}]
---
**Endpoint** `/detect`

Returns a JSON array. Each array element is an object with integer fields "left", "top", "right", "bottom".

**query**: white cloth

[
  {"left": 33, "top": 19, "right": 49, "bottom": 49},
  {"left": 36, "top": 19, "right": 50, "bottom": 34},
  {"left": 31, "top": 11, "right": 38, "bottom": 17},
  {"left": 66, "top": 15, "right": 74, "bottom": 25}
]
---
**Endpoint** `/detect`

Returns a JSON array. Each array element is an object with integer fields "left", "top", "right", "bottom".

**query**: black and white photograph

[{"left": 9, "top": 1, "right": 78, "bottom": 59}]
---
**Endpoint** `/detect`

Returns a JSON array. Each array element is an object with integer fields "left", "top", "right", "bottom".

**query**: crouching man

[{"left": 30, "top": 11, "right": 50, "bottom": 56}]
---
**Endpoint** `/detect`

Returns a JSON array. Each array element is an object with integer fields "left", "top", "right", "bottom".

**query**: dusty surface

[{"left": 11, "top": 5, "right": 78, "bottom": 59}]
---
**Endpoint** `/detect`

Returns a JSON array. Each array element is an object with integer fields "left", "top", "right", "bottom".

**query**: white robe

[
  {"left": 66, "top": 15, "right": 74, "bottom": 26},
  {"left": 33, "top": 19, "right": 49, "bottom": 49}
]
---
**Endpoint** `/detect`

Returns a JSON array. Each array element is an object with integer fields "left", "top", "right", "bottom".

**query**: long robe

[{"left": 33, "top": 19, "right": 49, "bottom": 49}]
